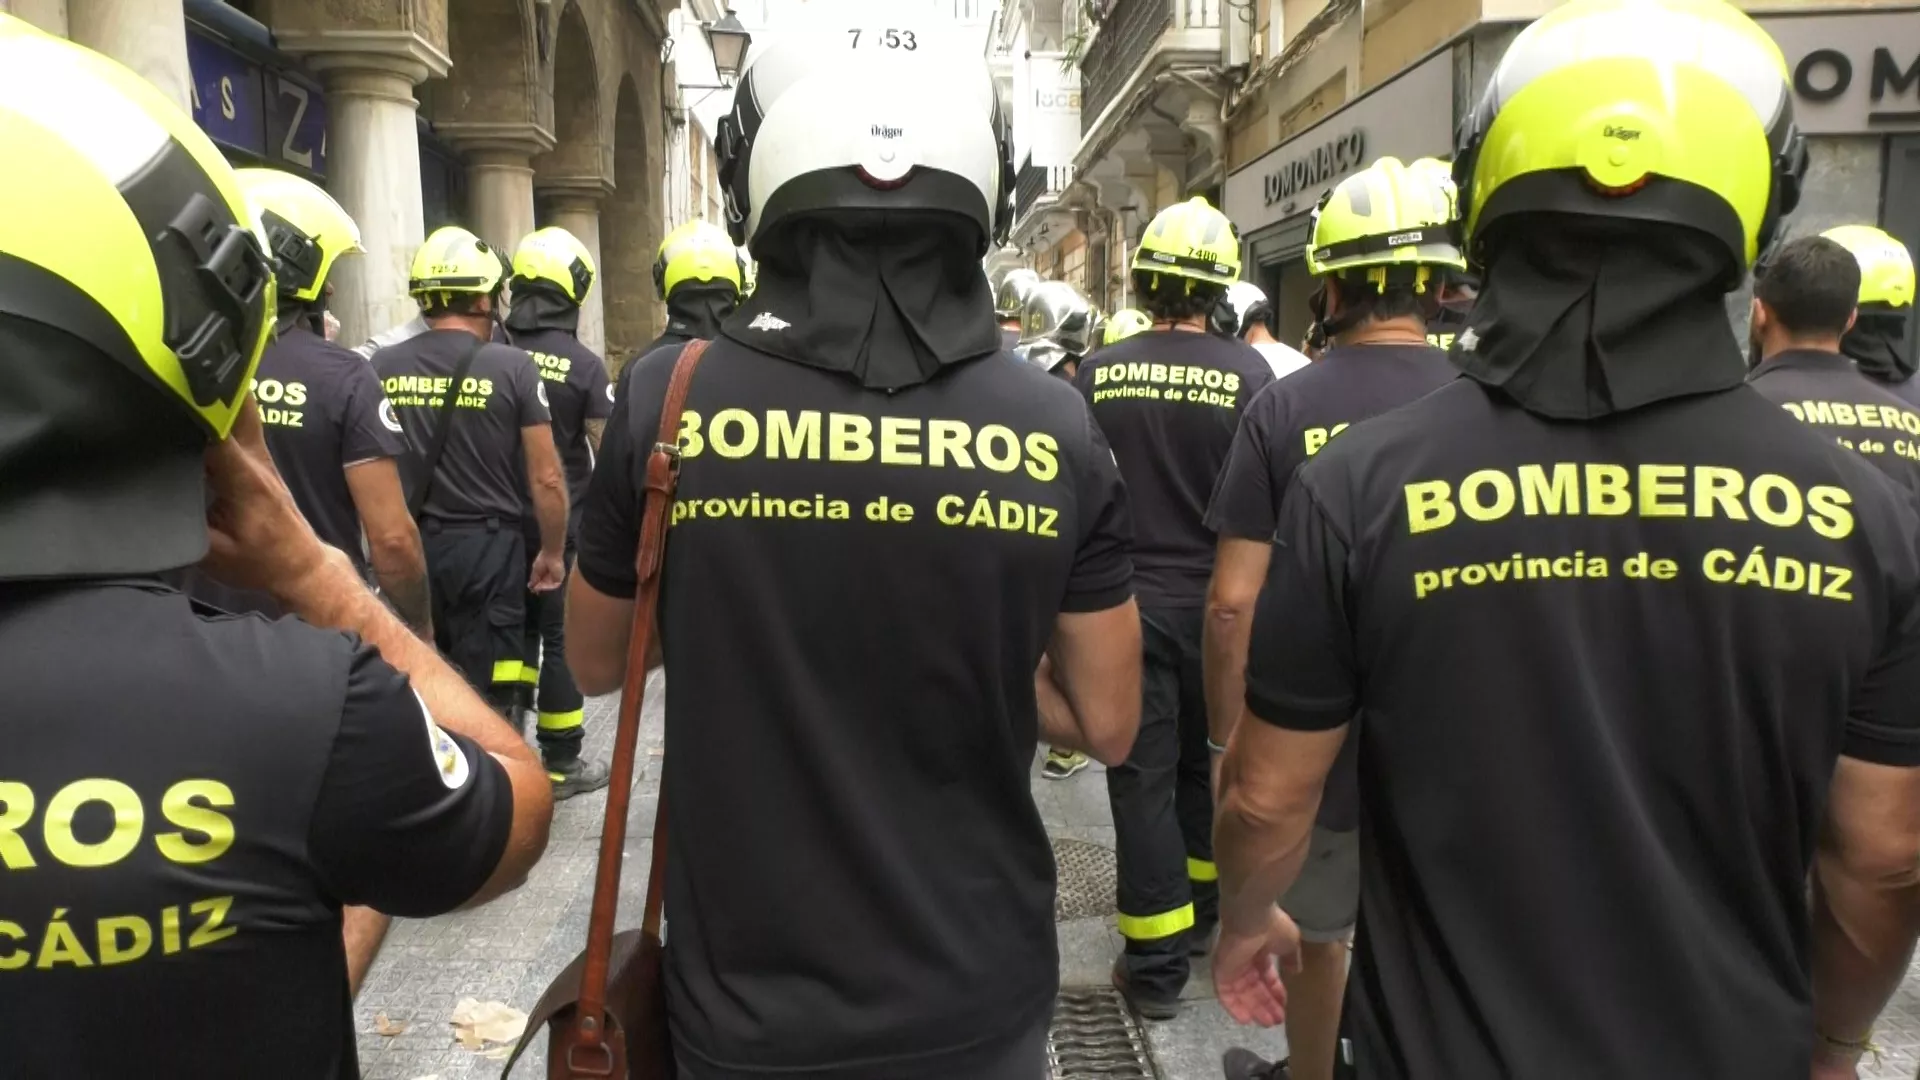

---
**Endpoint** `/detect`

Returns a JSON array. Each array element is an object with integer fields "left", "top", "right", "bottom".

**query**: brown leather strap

[{"left": 575, "top": 338, "right": 709, "bottom": 1044}]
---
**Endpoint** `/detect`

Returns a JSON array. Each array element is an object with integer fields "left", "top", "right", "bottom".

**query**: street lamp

[{"left": 703, "top": 9, "right": 753, "bottom": 83}]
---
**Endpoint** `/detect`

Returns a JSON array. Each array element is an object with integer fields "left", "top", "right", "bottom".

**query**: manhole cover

[
  {"left": 1054, "top": 838, "right": 1117, "bottom": 922},
  {"left": 1049, "top": 987, "right": 1156, "bottom": 1079}
]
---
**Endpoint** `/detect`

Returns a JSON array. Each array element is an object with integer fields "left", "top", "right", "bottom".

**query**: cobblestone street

[{"left": 351, "top": 681, "right": 1920, "bottom": 1079}]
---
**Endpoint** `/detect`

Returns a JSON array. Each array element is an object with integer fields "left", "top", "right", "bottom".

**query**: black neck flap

[
  {"left": 662, "top": 282, "right": 739, "bottom": 343},
  {"left": 1842, "top": 310, "right": 1916, "bottom": 384},
  {"left": 723, "top": 213, "right": 1000, "bottom": 391},
  {"left": 1452, "top": 216, "right": 1747, "bottom": 419},
  {"left": 504, "top": 283, "right": 581, "bottom": 335}
]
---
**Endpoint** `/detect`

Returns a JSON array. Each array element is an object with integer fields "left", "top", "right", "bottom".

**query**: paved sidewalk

[{"left": 349, "top": 682, "right": 1920, "bottom": 1080}]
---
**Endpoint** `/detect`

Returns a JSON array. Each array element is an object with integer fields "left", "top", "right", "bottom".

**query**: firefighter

[
  {"left": 1206, "top": 155, "right": 1467, "bottom": 1080},
  {"left": 233, "top": 168, "right": 430, "bottom": 636},
  {"left": 371, "top": 228, "right": 571, "bottom": 724},
  {"left": 567, "top": 9, "right": 1141, "bottom": 1075},
  {"left": 0, "top": 19, "right": 553, "bottom": 1076},
  {"left": 1824, "top": 224, "right": 1918, "bottom": 406},
  {"left": 1017, "top": 279, "right": 1097, "bottom": 383},
  {"left": 1074, "top": 195, "right": 1278, "bottom": 1018},
  {"left": 995, "top": 266, "right": 1042, "bottom": 349},
  {"left": 504, "top": 226, "right": 614, "bottom": 798},
  {"left": 1209, "top": 2, "right": 1920, "bottom": 1078},
  {"left": 1104, "top": 307, "right": 1153, "bottom": 346},
  {"left": 617, "top": 218, "right": 745, "bottom": 392}
]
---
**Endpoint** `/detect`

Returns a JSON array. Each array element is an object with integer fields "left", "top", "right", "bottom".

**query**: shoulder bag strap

[
  {"left": 576, "top": 338, "right": 710, "bottom": 1031},
  {"left": 407, "top": 335, "right": 486, "bottom": 520}
]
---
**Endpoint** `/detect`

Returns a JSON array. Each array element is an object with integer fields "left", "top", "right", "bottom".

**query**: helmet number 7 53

[{"left": 848, "top": 29, "right": 917, "bottom": 50}]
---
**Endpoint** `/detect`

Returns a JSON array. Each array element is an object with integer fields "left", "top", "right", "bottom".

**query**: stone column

[
  {"left": 2, "top": 0, "right": 67, "bottom": 35},
  {"left": 276, "top": 33, "right": 450, "bottom": 351},
  {"left": 538, "top": 182, "right": 611, "bottom": 359},
  {"left": 440, "top": 124, "right": 555, "bottom": 258},
  {"left": 67, "top": 0, "right": 188, "bottom": 110}
]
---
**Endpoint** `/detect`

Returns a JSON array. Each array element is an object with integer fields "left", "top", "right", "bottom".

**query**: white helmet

[
  {"left": 715, "top": 1, "right": 1016, "bottom": 256},
  {"left": 1215, "top": 280, "right": 1274, "bottom": 339}
]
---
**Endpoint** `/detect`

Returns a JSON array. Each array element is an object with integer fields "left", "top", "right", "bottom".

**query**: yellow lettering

[
  {"left": 1405, "top": 481, "right": 1456, "bottom": 534},
  {"left": 43, "top": 779, "right": 142, "bottom": 869},
  {"left": 1808, "top": 485, "right": 1855, "bottom": 540},
  {"left": 1023, "top": 432, "right": 1059, "bottom": 482},
  {"left": 1458, "top": 470, "right": 1515, "bottom": 523},
  {"left": 678, "top": 410, "right": 704, "bottom": 457},
  {"left": 1748, "top": 474, "right": 1804, "bottom": 528},
  {"left": 0, "top": 781, "right": 35, "bottom": 869},
  {"left": 767, "top": 410, "right": 821, "bottom": 460},
  {"left": 97, "top": 915, "right": 153, "bottom": 966},
  {"left": 1584, "top": 464, "right": 1630, "bottom": 515},
  {"left": 1518, "top": 463, "right": 1577, "bottom": 516},
  {"left": 1693, "top": 466, "right": 1747, "bottom": 521},
  {"left": 829, "top": 414, "right": 874, "bottom": 462},
  {"left": 0, "top": 921, "right": 25, "bottom": 970},
  {"left": 188, "top": 896, "right": 238, "bottom": 949},
  {"left": 976, "top": 425, "right": 1020, "bottom": 472},
  {"left": 1704, "top": 549, "right": 1735, "bottom": 582},
  {"left": 708, "top": 408, "right": 760, "bottom": 458},
  {"left": 155, "top": 780, "right": 235, "bottom": 866},
  {"left": 928, "top": 420, "right": 975, "bottom": 468},
  {"left": 879, "top": 417, "right": 923, "bottom": 465},
  {"left": 1638, "top": 464, "right": 1687, "bottom": 517}
]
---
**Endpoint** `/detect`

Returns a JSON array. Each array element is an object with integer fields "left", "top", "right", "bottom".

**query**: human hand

[
  {"left": 530, "top": 548, "right": 566, "bottom": 593},
  {"left": 201, "top": 397, "right": 340, "bottom": 600},
  {"left": 1211, "top": 905, "right": 1300, "bottom": 1027}
]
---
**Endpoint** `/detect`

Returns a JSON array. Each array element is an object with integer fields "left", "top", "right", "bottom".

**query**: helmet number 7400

[{"left": 848, "top": 28, "right": 917, "bottom": 50}]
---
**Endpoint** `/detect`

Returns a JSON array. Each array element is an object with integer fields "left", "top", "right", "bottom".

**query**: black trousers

[
  {"left": 422, "top": 519, "right": 526, "bottom": 713},
  {"left": 1108, "top": 603, "right": 1217, "bottom": 998},
  {"left": 521, "top": 523, "right": 584, "bottom": 764}
]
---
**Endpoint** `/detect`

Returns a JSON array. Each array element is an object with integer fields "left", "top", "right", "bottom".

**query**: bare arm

[
  {"left": 342, "top": 906, "right": 391, "bottom": 998},
  {"left": 1043, "top": 600, "right": 1142, "bottom": 766},
  {"left": 585, "top": 418, "right": 606, "bottom": 456},
  {"left": 1214, "top": 718, "right": 1347, "bottom": 937},
  {"left": 204, "top": 401, "right": 554, "bottom": 910},
  {"left": 344, "top": 458, "right": 431, "bottom": 637},
  {"left": 1035, "top": 654, "right": 1087, "bottom": 754},
  {"left": 1204, "top": 537, "right": 1274, "bottom": 748},
  {"left": 521, "top": 424, "right": 569, "bottom": 559},
  {"left": 566, "top": 570, "right": 662, "bottom": 697},
  {"left": 1810, "top": 756, "right": 1920, "bottom": 1062}
]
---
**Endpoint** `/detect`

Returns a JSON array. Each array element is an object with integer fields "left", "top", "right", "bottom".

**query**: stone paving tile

[{"left": 355, "top": 682, "right": 1920, "bottom": 1080}]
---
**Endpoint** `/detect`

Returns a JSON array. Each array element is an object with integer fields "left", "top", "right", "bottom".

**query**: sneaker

[
  {"left": 1111, "top": 956, "right": 1182, "bottom": 1021},
  {"left": 1042, "top": 748, "right": 1090, "bottom": 780},
  {"left": 548, "top": 756, "right": 612, "bottom": 800},
  {"left": 1221, "top": 1048, "right": 1291, "bottom": 1080}
]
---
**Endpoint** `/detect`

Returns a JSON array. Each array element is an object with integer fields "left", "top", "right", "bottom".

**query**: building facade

[
  {"left": 1219, "top": 0, "right": 1920, "bottom": 346},
  {"left": 2, "top": 0, "right": 676, "bottom": 363}
]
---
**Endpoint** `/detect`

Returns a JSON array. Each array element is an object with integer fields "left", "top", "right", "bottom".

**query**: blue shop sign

[{"left": 186, "top": 29, "right": 328, "bottom": 177}]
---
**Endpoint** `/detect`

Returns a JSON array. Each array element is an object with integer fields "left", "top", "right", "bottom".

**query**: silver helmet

[
  {"left": 1019, "top": 280, "right": 1095, "bottom": 355},
  {"left": 994, "top": 267, "right": 1041, "bottom": 319},
  {"left": 1216, "top": 280, "right": 1273, "bottom": 339},
  {"left": 1014, "top": 340, "right": 1074, "bottom": 374}
]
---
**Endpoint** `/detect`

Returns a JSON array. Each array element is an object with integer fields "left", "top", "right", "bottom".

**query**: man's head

[
  {"left": 1215, "top": 281, "right": 1276, "bottom": 344},
  {"left": 1306, "top": 156, "right": 1466, "bottom": 345},
  {"left": 714, "top": 2, "right": 1015, "bottom": 260},
  {"left": 654, "top": 219, "right": 741, "bottom": 304},
  {"left": 995, "top": 267, "right": 1040, "bottom": 325},
  {"left": 0, "top": 17, "right": 277, "bottom": 581},
  {"left": 1131, "top": 197, "right": 1240, "bottom": 329},
  {"left": 1750, "top": 235, "right": 1861, "bottom": 361},
  {"left": 1822, "top": 224, "right": 1917, "bottom": 382},
  {"left": 238, "top": 167, "right": 363, "bottom": 319},
  {"left": 1019, "top": 280, "right": 1096, "bottom": 357},
  {"left": 1451, "top": 0, "right": 1802, "bottom": 289},
  {"left": 410, "top": 227, "right": 507, "bottom": 336},
  {"left": 513, "top": 226, "right": 596, "bottom": 309}
]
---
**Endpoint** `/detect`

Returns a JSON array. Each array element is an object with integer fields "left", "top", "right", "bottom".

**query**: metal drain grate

[
  {"left": 1053, "top": 838, "right": 1118, "bottom": 922},
  {"left": 1049, "top": 987, "right": 1157, "bottom": 1078}
]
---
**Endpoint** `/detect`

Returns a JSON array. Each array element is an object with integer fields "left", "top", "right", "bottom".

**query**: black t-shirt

[
  {"left": 1245, "top": 379, "right": 1920, "bottom": 1078},
  {"left": 1074, "top": 329, "right": 1275, "bottom": 607},
  {"left": 1883, "top": 372, "right": 1920, "bottom": 409},
  {"left": 371, "top": 329, "right": 550, "bottom": 523},
  {"left": 0, "top": 579, "right": 513, "bottom": 1079},
  {"left": 255, "top": 326, "right": 409, "bottom": 572},
  {"left": 510, "top": 327, "right": 612, "bottom": 521},
  {"left": 577, "top": 336, "right": 1131, "bottom": 1078},
  {"left": 1001, "top": 325, "right": 1021, "bottom": 350},
  {"left": 1206, "top": 343, "right": 1455, "bottom": 831},
  {"left": 616, "top": 331, "right": 695, "bottom": 397},
  {"left": 1750, "top": 350, "right": 1920, "bottom": 503}
]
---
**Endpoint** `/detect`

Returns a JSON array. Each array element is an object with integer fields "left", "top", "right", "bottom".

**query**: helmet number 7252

[{"left": 848, "top": 28, "right": 917, "bottom": 50}]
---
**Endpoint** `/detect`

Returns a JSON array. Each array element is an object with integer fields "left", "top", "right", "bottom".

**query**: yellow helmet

[
  {"left": 1103, "top": 308, "right": 1153, "bottom": 345},
  {"left": 0, "top": 15, "right": 274, "bottom": 439},
  {"left": 1408, "top": 157, "right": 1460, "bottom": 221},
  {"left": 409, "top": 226, "right": 505, "bottom": 304},
  {"left": 1453, "top": 0, "right": 1804, "bottom": 281},
  {"left": 1308, "top": 157, "right": 1467, "bottom": 293},
  {"left": 511, "top": 226, "right": 596, "bottom": 304},
  {"left": 236, "top": 167, "right": 363, "bottom": 306},
  {"left": 1132, "top": 197, "right": 1240, "bottom": 289},
  {"left": 654, "top": 220, "right": 742, "bottom": 298},
  {"left": 1822, "top": 225, "right": 1915, "bottom": 311}
]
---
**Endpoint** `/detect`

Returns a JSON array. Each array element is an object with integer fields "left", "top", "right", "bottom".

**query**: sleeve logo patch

[
  {"left": 606, "top": 384, "right": 616, "bottom": 403},
  {"left": 417, "top": 690, "right": 471, "bottom": 790},
  {"left": 536, "top": 382, "right": 550, "bottom": 408},
  {"left": 379, "top": 398, "right": 405, "bottom": 433}
]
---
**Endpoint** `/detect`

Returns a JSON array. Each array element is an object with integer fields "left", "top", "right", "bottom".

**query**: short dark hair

[
  {"left": 1755, "top": 236, "right": 1861, "bottom": 337},
  {"left": 1134, "top": 270, "right": 1224, "bottom": 323},
  {"left": 420, "top": 291, "right": 493, "bottom": 319},
  {"left": 1330, "top": 278, "right": 1429, "bottom": 326}
]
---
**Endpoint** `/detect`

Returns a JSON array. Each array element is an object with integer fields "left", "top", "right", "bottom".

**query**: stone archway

[
  {"left": 602, "top": 73, "right": 657, "bottom": 371},
  {"left": 533, "top": 0, "right": 610, "bottom": 352},
  {"left": 429, "top": 0, "right": 548, "bottom": 253}
]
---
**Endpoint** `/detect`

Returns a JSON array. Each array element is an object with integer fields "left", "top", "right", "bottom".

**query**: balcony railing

[
  {"left": 1080, "top": 0, "right": 1174, "bottom": 130},
  {"left": 1014, "top": 155, "right": 1075, "bottom": 221}
]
